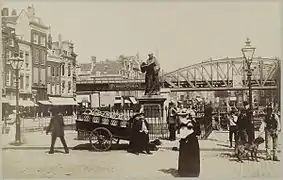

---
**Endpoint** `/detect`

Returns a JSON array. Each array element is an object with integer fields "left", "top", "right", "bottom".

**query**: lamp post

[
  {"left": 9, "top": 52, "right": 24, "bottom": 145},
  {"left": 241, "top": 38, "right": 256, "bottom": 142},
  {"left": 32, "top": 89, "right": 37, "bottom": 122}
]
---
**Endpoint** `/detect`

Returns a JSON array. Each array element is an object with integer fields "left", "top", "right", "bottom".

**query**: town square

[{"left": 0, "top": 1, "right": 282, "bottom": 179}]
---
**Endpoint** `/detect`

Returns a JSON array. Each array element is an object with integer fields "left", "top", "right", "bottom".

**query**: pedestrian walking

[
  {"left": 228, "top": 109, "right": 238, "bottom": 147},
  {"left": 46, "top": 108, "right": 69, "bottom": 154},
  {"left": 259, "top": 106, "right": 281, "bottom": 161},
  {"left": 167, "top": 102, "right": 178, "bottom": 141},
  {"left": 177, "top": 112, "right": 201, "bottom": 177}
]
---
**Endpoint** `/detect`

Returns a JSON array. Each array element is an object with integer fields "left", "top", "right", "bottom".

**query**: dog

[
  {"left": 235, "top": 136, "right": 265, "bottom": 163},
  {"left": 148, "top": 139, "right": 162, "bottom": 151}
]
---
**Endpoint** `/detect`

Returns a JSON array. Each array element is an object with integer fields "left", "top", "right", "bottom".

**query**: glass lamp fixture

[{"left": 241, "top": 38, "right": 256, "bottom": 63}]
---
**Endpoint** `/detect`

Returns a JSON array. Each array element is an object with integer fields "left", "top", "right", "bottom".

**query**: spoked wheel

[{"left": 89, "top": 127, "right": 113, "bottom": 151}]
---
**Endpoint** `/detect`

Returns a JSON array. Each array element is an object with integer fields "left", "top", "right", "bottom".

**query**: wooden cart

[{"left": 76, "top": 110, "right": 134, "bottom": 151}]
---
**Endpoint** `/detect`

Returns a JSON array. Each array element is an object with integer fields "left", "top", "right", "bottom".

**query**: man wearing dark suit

[{"left": 46, "top": 108, "right": 69, "bottom": 154}]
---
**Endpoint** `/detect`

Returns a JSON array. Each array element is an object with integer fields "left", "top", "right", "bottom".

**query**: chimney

[
  {"left": 27, "top": 5, "right": 35, "bottom": 17},
  {"left": 58, "top": 33, "right": 62, "bottom": 42},
  {"left": 2, "top": 8, "right": 9, "bottom": 16},
  {"left": 11, "top": 9, "right": 17, "bottom": 16},
  {"left": 91, "top": 56, "right": 96, "bottom": 64},
  {"left": 48, "top": 34, "right": 52, "bottom": 49}
]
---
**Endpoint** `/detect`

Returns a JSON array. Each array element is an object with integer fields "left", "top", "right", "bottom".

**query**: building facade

[
  {"left": 1, "top": 6, "right": 49, "bottom": 103},
  {"left": 46, "top": 49, "right": 62, "bottom": 97},
  {"left": 1, "top": 7, "right": 35, "bottom": 106},
  {"left": 27, "top": 6, "right": 49, "bottom": 101},
  {"left": 51, "top": 34, "right": 77, "bottom": 98}
]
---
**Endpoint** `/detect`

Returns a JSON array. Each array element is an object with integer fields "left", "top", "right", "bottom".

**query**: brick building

[{"left": 76, "top": 54, "right": 143, "bottom": 107}]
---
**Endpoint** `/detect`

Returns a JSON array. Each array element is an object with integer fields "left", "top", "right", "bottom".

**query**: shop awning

[
  {"left": 49, "top": 97, "right": 78, "bottom": 106},
  {"left": 8, "top": 100, "right": 37, "bottom": 107},
  {"left": 38, "top": 100, "right": 52, "bottom": 105},
  {"left": 124, "top": 99, "right": 131, "bottom": 104},
  {"left": 129, "top": 97, "right": 137, "bottom": 104},
  {"left": 76, "top": 95, "right": 90, "bottom": 103}
]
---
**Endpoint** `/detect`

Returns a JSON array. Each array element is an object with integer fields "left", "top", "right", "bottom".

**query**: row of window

[
  {"left": 5, "top": 50, "right": 30, "bottom": 69},
  {"left": 47, "top": 64, "right": 72, "bottom": 77},
  {"left": 33, "top": 34, "right": 46, "bottom": 46},
  {"left": 47, "top": 81, "right": 72, "bottom": 95},
  {"left": 33, "top": 48, "right": 46, "bottom": 65},
  {"left": 33, "top": 67, "right": 45, "bottom": 85},
  {"left": 5, "top": 70, "right": 30, "bottom": 90}
]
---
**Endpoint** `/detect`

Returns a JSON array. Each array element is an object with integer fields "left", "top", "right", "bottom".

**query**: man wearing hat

[
  {"left": 258, "top": 106, "right": 281, "bottom": 161},
  {"left": 46, "top": 107, "right": 69, "bottom": 154},
  {"left": 167, "top": 101, "right": 178, "bottom": 141},
  {"left": 236, "top": 101, "right": 251, "bottom": 144}
]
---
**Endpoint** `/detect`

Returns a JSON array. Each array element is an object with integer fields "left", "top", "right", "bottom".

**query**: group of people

[
  {"left": 227, "top": 101, "right": 281, "bottom": 161},
  {"left": 167, "top": 101, "right": 197, "bottom": 141}
]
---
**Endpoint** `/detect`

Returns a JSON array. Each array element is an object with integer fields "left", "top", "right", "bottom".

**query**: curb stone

[{"left": 3, "top": 146, "right": 279, "bottom": 153}]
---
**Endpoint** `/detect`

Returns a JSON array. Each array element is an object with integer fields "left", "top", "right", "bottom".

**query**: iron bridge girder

[{"left": 163, "top": 57, "right": 280, "bottom": 90}]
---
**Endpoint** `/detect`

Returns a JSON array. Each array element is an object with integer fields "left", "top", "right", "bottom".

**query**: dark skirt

[{"left": 178, "top": 133, "right": 200, "bottom": 177}]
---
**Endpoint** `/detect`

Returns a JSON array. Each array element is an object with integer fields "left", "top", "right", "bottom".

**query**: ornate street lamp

[
  {"left": 241, "top": 38, "right": 256, "bottom": 142},
  {"left": 8, "top": 51, "right": 24, "bottom": 145}
]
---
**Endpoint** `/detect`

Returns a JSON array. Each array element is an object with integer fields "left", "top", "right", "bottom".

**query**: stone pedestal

[{"left": 137, "top": 95, "right": 167, "bottom": 139}]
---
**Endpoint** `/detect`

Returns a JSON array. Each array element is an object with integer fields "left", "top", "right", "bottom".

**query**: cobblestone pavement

[{"left": 2, "top": 148, "right": 281, "bottom": 179}]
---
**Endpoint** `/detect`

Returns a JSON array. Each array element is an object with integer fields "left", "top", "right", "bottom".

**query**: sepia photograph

[{"left": 0, "top": 0, "right": 282, "bottom": 179}]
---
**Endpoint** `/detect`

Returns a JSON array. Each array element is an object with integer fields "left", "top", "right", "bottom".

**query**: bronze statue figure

[{"left": 140, "top": 53, "right": 161, "bottom": 95}]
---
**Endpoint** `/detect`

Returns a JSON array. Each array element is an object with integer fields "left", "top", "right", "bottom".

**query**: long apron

[{"left": 178, "top": 132, "right": 200, "bottom": 177}]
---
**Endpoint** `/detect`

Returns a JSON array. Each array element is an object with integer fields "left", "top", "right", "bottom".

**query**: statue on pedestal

[{"left": 140, "top": 53, "right": 160, "bottom": 95}]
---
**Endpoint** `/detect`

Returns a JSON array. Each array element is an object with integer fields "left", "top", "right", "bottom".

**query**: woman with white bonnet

[{"left": 177, "top": 108, "right": 201, "bottom": 177}]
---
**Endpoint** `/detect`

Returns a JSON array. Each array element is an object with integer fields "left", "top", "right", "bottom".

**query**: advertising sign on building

[{"left": 90, "top": 93, "right": 100, "bottom": 108}]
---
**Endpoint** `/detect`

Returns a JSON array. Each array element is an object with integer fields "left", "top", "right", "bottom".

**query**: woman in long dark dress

[{"left": 177, "top": 114, "right": 201, "bottom": 177}]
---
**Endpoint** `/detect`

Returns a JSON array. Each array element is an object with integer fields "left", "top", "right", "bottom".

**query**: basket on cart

[
  {"left": 82, "top": 112, "right": 92, "bottom": 122},
  {"left": 92, "top": 109, "right": 102, "bottom": 123}
]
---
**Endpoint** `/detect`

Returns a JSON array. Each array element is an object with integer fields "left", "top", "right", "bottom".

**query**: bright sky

[{"left": 3, "top": 1, "right": 281, "bottom": 72}]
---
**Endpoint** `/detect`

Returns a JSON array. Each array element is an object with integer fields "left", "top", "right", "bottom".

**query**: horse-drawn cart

[{"left": 76, "top": 109, "right": 134, "bottom": 151}]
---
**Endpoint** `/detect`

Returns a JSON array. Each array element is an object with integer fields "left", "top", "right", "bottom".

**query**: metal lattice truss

[{"left": 163, "top": 57, "right": 280, "bottom": 92}]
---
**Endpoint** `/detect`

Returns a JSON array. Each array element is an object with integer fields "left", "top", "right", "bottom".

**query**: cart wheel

[{"left": 89, "top": 127, "right": 112, "bottom": 151}]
